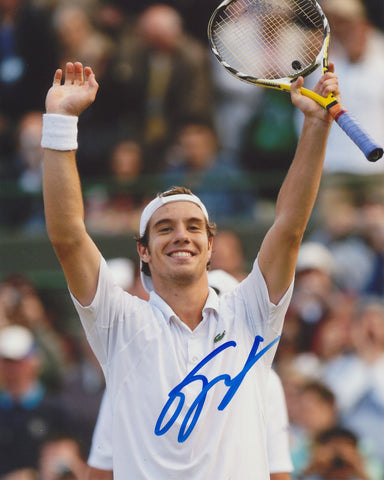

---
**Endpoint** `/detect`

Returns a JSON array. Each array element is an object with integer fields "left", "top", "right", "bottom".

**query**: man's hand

[
  {"left": 290, "top": 62, "right": 340, "bottom": 124},
  {"left": 45, "top": 62, "right": 99, "bottom": 116}
]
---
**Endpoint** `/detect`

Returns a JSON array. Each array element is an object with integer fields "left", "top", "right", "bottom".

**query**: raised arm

[
  {"left": 43, "top": 62, "right": 100, "bottom": 305},
  {"left": 258, "top": 64, "right": 340, "bottom": 304}
]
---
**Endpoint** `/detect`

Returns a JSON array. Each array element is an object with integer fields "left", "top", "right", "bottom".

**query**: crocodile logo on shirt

[{"left": 214, "top": 330, "right": 226, "bottom": 343}]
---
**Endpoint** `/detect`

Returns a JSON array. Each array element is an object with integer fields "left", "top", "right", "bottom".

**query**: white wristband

[{"left": 41, "top": 113, "right": 79, "bottom": 151}]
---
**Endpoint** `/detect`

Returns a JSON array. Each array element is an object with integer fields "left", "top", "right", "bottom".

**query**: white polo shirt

[
  {"left": 72, "top": 255, "right": 293, "bottom": 480},
  {"left": 88, "top": 369, "right": 294, "bottom": 475},
  {"left": 267, "top": 370, "right": 294, "bottom": 474},
  {"left": 88, "top": 390, "right": 113, "bottom": 470}
]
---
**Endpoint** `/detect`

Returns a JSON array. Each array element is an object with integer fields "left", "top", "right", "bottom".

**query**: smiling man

[{"left": 41, "top": 62, "right": 339, "bottom": 479}]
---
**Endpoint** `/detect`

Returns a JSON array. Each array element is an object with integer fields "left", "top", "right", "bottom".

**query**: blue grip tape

[{"left": 336, "top": 111, "right": 383, "bottom": 162}]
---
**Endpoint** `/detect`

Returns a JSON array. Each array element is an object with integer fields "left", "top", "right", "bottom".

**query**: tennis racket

[{"left": 208, "top": 0, "right": 383, "bottom": 162}]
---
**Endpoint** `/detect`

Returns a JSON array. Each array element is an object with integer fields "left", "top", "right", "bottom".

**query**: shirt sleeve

[
  {"left": 69, "top": 256, "right": 152, "bottom": 368},
  {"left": 239, "top": 255, "right": 294, "bottom": 347}
]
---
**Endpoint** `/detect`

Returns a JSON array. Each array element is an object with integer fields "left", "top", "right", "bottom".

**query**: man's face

[
  {"left": 314, "top": 437, "right": 364, "bottom": 480},
  {"left": 138, "top": 201, "right": 213, "bottom": 289},
  {"left": 0, "top": 354, "right": 39, "bottom": 395}
]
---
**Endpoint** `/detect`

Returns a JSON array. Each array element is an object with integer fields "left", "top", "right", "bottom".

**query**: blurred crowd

[{"left": 1, "top": 0, "right": 384, "bottom": 479}]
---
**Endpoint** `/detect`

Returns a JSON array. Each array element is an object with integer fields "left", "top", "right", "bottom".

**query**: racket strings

[{"left": 211, "top": 0, "right": 325, "bottom": 80}]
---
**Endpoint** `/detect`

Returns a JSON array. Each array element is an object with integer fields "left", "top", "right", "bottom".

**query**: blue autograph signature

[{"left": 154, "top": 334, "right": 280, "bottom": 442}]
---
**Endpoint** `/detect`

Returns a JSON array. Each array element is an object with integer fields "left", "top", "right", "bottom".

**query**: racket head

[{"left": 208, "top": 0, "right": 329, "bottom": 87}]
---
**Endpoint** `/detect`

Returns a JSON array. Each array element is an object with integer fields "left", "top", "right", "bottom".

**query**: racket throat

[{"left": 327, "top": 101, "right": 346, "bottom": 121}]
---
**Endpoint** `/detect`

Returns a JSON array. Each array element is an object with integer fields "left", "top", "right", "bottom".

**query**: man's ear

[
  {"left": 137, "top": 243, "right": 150, "bottom": 263},
  {"left": 207, "top": 236, "right": 214, "bottom": 261}
]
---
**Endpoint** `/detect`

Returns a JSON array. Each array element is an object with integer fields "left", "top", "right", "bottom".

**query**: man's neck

[{"left": 154, "top": 279, "right": 210, "bottom": 331}]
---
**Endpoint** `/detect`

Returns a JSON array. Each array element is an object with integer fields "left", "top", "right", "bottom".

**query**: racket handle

[{"left": 329, "top": 105, "right": 383, "bottom": 162}]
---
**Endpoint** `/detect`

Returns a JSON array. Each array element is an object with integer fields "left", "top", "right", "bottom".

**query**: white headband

[
  {"left": 139, "top": 192, "right": 209, "bottom": 292},
  {"left": 139, "top": 193, "right": 209, "bottom": 236}
]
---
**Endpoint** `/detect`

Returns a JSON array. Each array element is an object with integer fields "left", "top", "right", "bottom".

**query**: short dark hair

[
  {"left": 136, "top": 186, "right": 216, "bottom": 277},
  {"left": 300, "top": 380, "right": 336, "bottom": 407},
  {"left": 315, "top": 426, "right": 358, "bottom": 447}
]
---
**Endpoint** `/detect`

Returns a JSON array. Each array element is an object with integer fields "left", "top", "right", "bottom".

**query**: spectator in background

[
  {"left": 94, "top": 0, "right": 220, "bottom": 47},
  {"left": 274, "top": 241, "right": 355, "bottom": 380},
  {"left": 84, "top": 139, "right": 149, "bottom": 234},
  {"left": 209, "top": 42, "right": 263, "bottom": 155},
  {"left": 55, "top": 332, "right": 105, "bottom": 451},
  {"left": 288, "top": 380, "right": 339, "bottom": 477},
  {"left": 363, "top": 0, "right": 384, "bottom": 31},
  {"left": 310, "top": 299, "right": 355, "bottom": 364},
  {"left": 38, "top": 433, "right": 87, "bottom": 480},
  {"left": 0, "top": 272, "right": 66, "bottom": 391},
  {"left": 93, "top": 0, "right": 133, "bottom": 42},
  {"left": 104, "top": 4, "right": 214, "bottom": 170},
  {"left": 308, "top": 185, "right": 375, "bottom": 294},
  {"left": 1, "top": 111, "right": 45, "bottom": 233},
  {"left": 52, "top": 3, "right": 114, "bottom": 79},
  {"left": 359, "top": 197, "right": 384, "bottom": 295},
  {"left": 2, "top": 432, "right": 88, "bottom": 480},
  {"left": 321, "top": 298, "right": 384, "bottom": 466},
  {"left": 0, "top": 325, "right": 75, "bottom": 476},
  {"left": 0, "top": 468, "right": 37, "bottom": 479},
  {"left": 281, "top": 242, "right": 341, "bottom": 356},
  {"left": 297, "top": 0, "right": 384, "bottom": 174},
  {"left": 300, "top": 427, "right": 370, "bottom": 480},
  {"left": 50, "top": 2, "right": 121, "bottom": 178},
  {"left": 209, "top": 229, "right": 249, "bottom": 281},
  {"left": 163, "top": 119, "right": 256, "bottom": 222},
  {"left": 240, "top": 89, "right": 298, "bottom": 200},
  {"left": 0, "top": 0, "right": 58, "bottom": 155}
]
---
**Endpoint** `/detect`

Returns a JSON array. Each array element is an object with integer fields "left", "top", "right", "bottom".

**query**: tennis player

[
  {"left": 86, "top": 270, "right": 293, "bottom": 480},
  {"left": 42, "top": 62, "right": 339, "bottom": 479}
]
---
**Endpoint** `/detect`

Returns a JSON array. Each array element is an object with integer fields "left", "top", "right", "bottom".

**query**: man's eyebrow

[
  {"left": 152, "top": 217, "right": 205, "bottom": 229},
  {"left": 152, "top": 218, "right": 172, "bottom": 230},
  {"left": 187, "top": 217, "right": 205, "bottom": 225}
]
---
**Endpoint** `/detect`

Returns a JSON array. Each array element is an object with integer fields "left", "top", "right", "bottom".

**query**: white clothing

[
  {"left": 267, "top": 370, "right": 294, "bottom": 474},
  {"left": 211, "top": 56, "right": 262, "bottom": 153},
  {"left": 322, "top": 353, "right": 384, "bottom": 463},
  {"left": 295, "top": 28, "right": 384, "bottom": 174},
  {"left": 72, "top": 255, "right": 293, "bottom": 480},
  {"left": 88, "top": 365, "right": 294, "bottom": 475},
  {"left": 87, "top": 390, "right": 113, "bottom": 470}
]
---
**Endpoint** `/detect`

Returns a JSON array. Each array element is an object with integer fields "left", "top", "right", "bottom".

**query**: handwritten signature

[{"left": 154, "top": 334, "right": 280, "bottom": 442}]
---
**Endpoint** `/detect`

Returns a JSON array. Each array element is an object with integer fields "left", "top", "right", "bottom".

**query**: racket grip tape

[{"left": 328, "top": 104, "right": 383, "bottom": 162}]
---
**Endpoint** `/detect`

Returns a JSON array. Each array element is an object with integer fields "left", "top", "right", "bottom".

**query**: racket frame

[
  {"left": 208, "top": 0, "right": 332, "bottom": 105},
  {"left": 208, "top": 0, "right": 383, "bottom": 161}
]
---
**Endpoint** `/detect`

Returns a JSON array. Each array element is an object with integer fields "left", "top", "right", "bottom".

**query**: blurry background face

[
  {"left": 0, "top": 0, "right": 21, "bottom": 14},
  {"left": 39, "top": 438, "right": 86, "bottom": 480},
  {"left": 352, "top": 303, "right": 384, "bottom": 349},
  {"left": 137, "top": 5, "right": 183, "bottom": 52},
  {"left": 110, "top": 141, "right": 143, "bottom": 179},
  {"left": 312, "top": 314, "right": 352, "bottom": 361},
  {"left": 53, "top": 6, "right": 91, "bottom": 52},
  {"left": 299, "top": 388, "right": 336, "bottom": 435},
  {"left": 17, "top": 112, "right": 43, "bottom": 171},
  {"left": 178, "top": 124, "right": 217, "bottom": 170},
  {"left": 210, "top": 231, "right": 247, "bottom": 281},
  {"left": 0, "top": 354, "right": 39, "bottom": 398},
  {"left": 313, "top": 435, "right": 363, "bottom": 480},
  {"left": 321, "top": 0, "right": 370, "bottom": 63}
]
